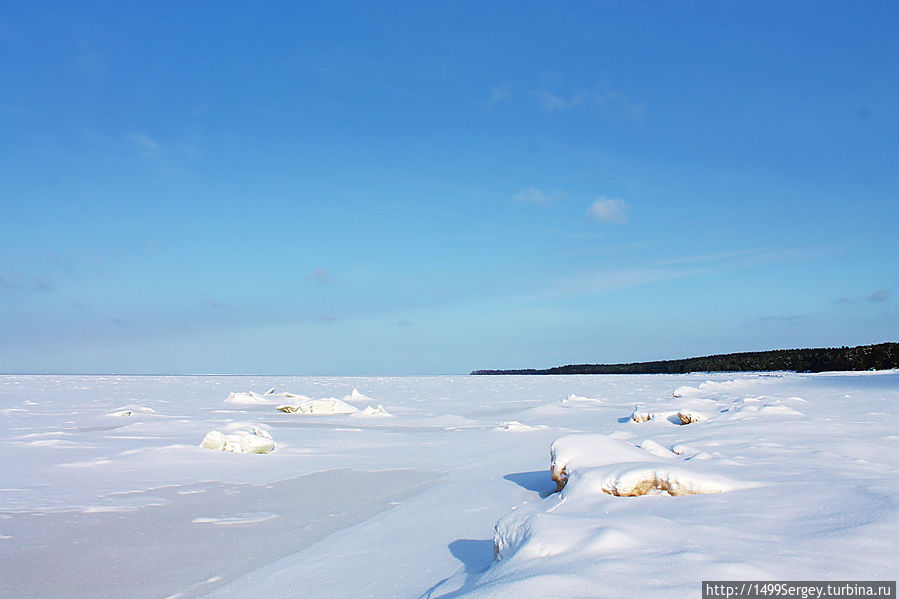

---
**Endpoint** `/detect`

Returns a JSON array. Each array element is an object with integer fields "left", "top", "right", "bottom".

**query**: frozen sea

[{"left": 1, "top": 372, "right": 897, "bottom": 598}]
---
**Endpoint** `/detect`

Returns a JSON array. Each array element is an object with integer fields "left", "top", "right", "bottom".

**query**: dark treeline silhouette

[{"left": 471, "top": 342, "right": 899, "bottom": 375}]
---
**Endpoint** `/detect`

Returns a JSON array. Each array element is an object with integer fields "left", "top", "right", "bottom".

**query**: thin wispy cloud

[
  {"left": 515, "top": 187, "right": 558, "bottom": 206},
  {"left": 656, "top": 247, "right": 774, "bottom": 267},
  {"left": 868, "top": 288, "right": 891, "bottom": 303},
  {"left": 544, "top": 266, "right": 703, "bottom": 300},
  {"left": 203, "top": 299, "right": 231, "bottom": 311},
  {"left": 529, "top": 88, "right": 645, "bottom": 120},
  {"left": 129, "top": 132, "right": 161, "bottom": 155},
  {"left": 0, "top": 274, "right": 55, "bottom": 293},
  {"left": 489, "top": 84, "right": 512, "bottom": 103},
  {"left": 304, "top": 269, "right": 333, "bottom": 284},
  {"left": 834, "top": 288, "right": 892, "bottom": 305},
  {"left": 530, "top": 89, "right": 580, "bottom": 111},
  {"left": 32, "top": 277, "right": 53, "bottom": 291},
  {"left": 586, "top": 197, "right": 627, "bottom": 224}
]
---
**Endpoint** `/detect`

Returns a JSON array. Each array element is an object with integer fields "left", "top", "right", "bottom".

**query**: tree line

[{"left": 471, "top": 342, "right": 899, "bottom": 375}]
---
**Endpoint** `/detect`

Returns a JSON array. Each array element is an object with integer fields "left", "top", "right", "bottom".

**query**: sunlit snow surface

[{"left": 1, "top": 372, "right": 897, "bottom": 598}]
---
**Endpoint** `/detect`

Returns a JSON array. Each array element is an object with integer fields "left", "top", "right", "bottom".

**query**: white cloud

[
  {"left": 129, "top": 133, "right": 161, "bottom": 154},
  {"left": 586, "top": 197, "right": 627, "bottom": 224},
  {"left": 489, "top": 84, "right": 512, "bottom": 103},
  {"left": 529, "top": 88, "right": 645, "bottom": 120},
  {"left": 530, "top": 89, "right": 582, "bottom": 111},
  {"left": 515, "top": 187, "right": 557, "bottom": 206}
]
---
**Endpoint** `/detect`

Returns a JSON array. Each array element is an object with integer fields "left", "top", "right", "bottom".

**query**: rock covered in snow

[
  {"left": 591, "top": 466, "right": 734, "bottom": 496},
  {"left": 200, "top": 427, "right": 274, "bottom": 454},
  {"left": 550, "top": 434, "right": 653, "bottom": 491},
  {"left": 631, "top": 404, "right": 653, "bottom": 423},
  {"left": 676, "top": 409, "right": 704, "bottom": 424}
]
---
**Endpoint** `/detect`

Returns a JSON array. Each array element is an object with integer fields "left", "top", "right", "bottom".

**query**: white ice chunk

[
  {"left": 345, "top": 388, "right": 373, "bottom": 403},
  {"left": 200, "top": 429, "right": 274, "bottom": 454},
  {"left": 354, "top": 405, "right": 392, "bottom": 417},
  {"left": 200, "top": 431, "right": 227, "bottom": 451},
  {"left": 225, "top": 391, "right": 279, "bottom": 405},
  {"left": 496, "top": 421, "right": 543, "bottom": 432},
  {"left": 276, "top": 397, "right": 358, "bottom": 415}
]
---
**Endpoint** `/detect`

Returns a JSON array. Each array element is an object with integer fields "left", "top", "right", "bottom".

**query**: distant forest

[{"left": 471, "top": 342, "right": 899, "bottom": 375}]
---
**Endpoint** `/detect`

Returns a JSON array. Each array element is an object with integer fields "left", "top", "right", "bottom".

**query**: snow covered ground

[{"left": 0, "top": 372, "right": 897, "bottom": 598}]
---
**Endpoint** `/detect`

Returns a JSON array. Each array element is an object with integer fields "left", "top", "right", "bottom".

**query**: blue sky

[{"left": 1, "top": 1, "right": 897, "bottom": 374}]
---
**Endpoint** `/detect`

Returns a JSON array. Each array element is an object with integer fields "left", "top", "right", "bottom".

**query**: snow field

[{"left": 0, "top": 372, "right": 896, "bottom": 598}]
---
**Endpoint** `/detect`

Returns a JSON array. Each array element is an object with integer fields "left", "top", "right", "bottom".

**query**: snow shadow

[
  {"left": 421, "top": 539, "right": 494, "bottom": 599},
  {"left": 449, "top": 539, "right": 494, "bottom": 575},
  {"left": 504, "top": 471, "right": 558, "bottom": 498}
]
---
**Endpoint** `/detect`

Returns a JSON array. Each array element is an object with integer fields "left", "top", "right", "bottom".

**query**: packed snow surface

[{"left": 1, "top": 372, "right": 897, "bottom": 598}]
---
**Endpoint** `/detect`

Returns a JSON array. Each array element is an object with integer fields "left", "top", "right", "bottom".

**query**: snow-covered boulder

[
  {"left": 676, "top": 409, "right": 704, "bottom": 424},
  {"left": 587, "top": 466, "right": 733, "bottom": 496},
  {"left": 550, "top": 434, "right": 653, "bottom": 491},
  {"left": 631, "top": 404, "right": 653, "bottom": 423}
]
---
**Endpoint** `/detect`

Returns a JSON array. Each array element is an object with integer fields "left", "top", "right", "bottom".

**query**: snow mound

[
  {"left": 497, "top": 421, "right": 543, "bottom": 432},
  {"left": 563, "top": 393, "right": 602, "bottom": 404},
  {"left": 493, "top": 510, "right": 589, "bottom": 561},
  {"left": 639, "top": 439, "right": 676, "bottom": 458},
  {"left": 550, "top": 434, "right": 655, "bottom": 491},
  {"left": 631, "top": 404, "right": 653, "bottom": 423},
  {"left": 725, "top": 397, "right": 804, "bottom": 418},
  {"left": 107, "top": 406, "right": 155, "bottom": 417},
  {"left": 276, "top": 397, "right": 358, "bottom": 415},
  {"left": 676, "top": 409, "right": 704, "bottom": 424},
  {"left": 225, "top": 391, "right": 281, "bottom": 405},
  {"left": 200, "top": 427, "right": 274, "bottom": 454},
  {"left": 353, "top": 405, "right": 393, "bottom": 417},
  {"left": 672, "top": 385, "right": 700, "bottom": 398},
  {"left": 344, "top": 388, "right": 373, "bottom": 403}
]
